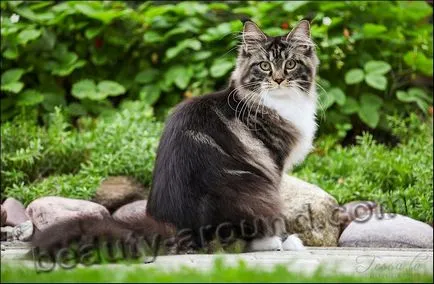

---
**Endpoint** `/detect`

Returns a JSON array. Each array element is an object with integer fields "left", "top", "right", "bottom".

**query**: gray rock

[
  {"left": 26, "top": 196, "right": 132, "bottom": 250},
  {"left": 1, "top": 205, "right": 7, "bottom": 226},
  {"left": 112, "top": 200, "right": 148, "bottom": 228},
  {"left": 337, "top": 201, "right": 377, "bottom": 233},
  {"left": 339, "top": 213, "right": 433, "bottom": 248},
  {"left": 92, "top": 176, "right": 146, "bottom": 212},
  {"left": 13, "top": 220, "right": 34, "bottom": 241},
  {"left": 280, "top": 175, "right": 340, "bottom": 246},
  {"left": 3, "top": 198, "right": 29, "bottom": 227},
  {"left": 113, "top": 200, "right": 175, "bottom": 238}
]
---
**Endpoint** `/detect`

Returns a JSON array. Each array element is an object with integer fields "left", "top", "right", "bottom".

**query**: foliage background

[
  {"left": 0, "top": 1, "right": 433, "bottom": 223},
  {"left": 1, "top": 1, "right": 433, "bottom": 135}
]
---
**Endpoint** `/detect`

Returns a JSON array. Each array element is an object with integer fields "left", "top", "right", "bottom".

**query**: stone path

[{"left": 1, "top": 242, "right": 433, "bottom": 276}]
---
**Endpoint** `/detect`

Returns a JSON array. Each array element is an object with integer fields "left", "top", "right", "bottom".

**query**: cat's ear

[
  {"left": 285, "top": 20, "right": 311, "bottom": 41},
  {"left": 242, "top": 21, "right": 267, "bottom": 52}
]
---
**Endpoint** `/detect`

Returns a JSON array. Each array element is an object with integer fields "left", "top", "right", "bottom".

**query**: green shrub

[
  {"left": 294, "top": 114, "right": 433, "bottom": 223},
  {"left": 1, "top": 102, "right": 162, "bottom": 204},
  {"left": 1, "top": 1, "right": 432, "bottom": 136}
]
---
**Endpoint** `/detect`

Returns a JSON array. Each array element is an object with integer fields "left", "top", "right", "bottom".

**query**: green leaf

[
  {"left": 415, "top": 98, "right": 429, "bottom": 112},
  {"left": 408, "top": 88, "right": 432, "bottom": 102},
  {"left": 344, "top": 69, "right": 364, "bottom": 85},
  {"left": 362, "top": 23, "right": 387, "bottom": 38},
  {"left": 52, "top": 60, "right": 86, "bottom": 77},
  {"left": 3, "top": 47, "right": 18, "bottom": 59},
  {"left": 75, "top": 4, "right": 124, "bottom": 24},
  {"left": 364, "top": 61, "right": 391, "bottom": 75},
  {"left": 199, "top": 23, "right": 232, "bottom": 42},
  {"left": 17, "top": 29, "right": 42, "bottom": 45},
  {"left": 174, "top": 67, "right": 193, "bottom": 89},
  {"left": 16, "top": 89, "right": 44, "bottom": 106},
  {"left": 87, "top": 92, "right": 108, "bottom": 101},
  {"left": 71, "top": 79, "right": 97, "bottom": 99},
  {"left": 1, "top": 69, "right": 25, "bottom": 85},
  {"left": 403, "top": 51, "right": 433, "bottom": 76},
  {"left": 85, "top": 26, "right": 103, "bottom": 39},
  {"left": 192, "top": 51, "right": 212, "bottom": 61},
  {"left": 397, "top": 88, "right": 432, "bottom": 104},
  {"left": 358, "top": 105, "right": 380, "bottom": 128},
  {"left": 398, "top": 1, "right": 433, "bottom": 21},
  {"left": 365, "top": 74, "right": 387, "bottom": 90},
  {"left": 165, "top": 39, "right": 202, "bottom": 59},
  {"left": 139, "top": 85, "right": 161, "bottom": 105},
  {"left": 165, "top": 65, "right": 192, "bottom": 89},
  {"left": 143, "top": 31, "right": 164, "bottom": 43},
  {"left": 1, "top": 82, "right": 24, "bottom": 94},
  {"left": 341, "top": 97, "right": 359, "bottom": 114},
  {"left": 360, "top": 93, "right": 383, "bottom": 110},
  {"left": 328, "top": 87, "right": 346, "bottom": 106},
  {"left": 210, "top": 58, "right": 235, "bottom": 78},
  {"left": 97, "top": 81, "right": 126, "bottom": 96},
  {"left": 135, "top": 69, "right": 159, "bottom": 84},
  {"left": 396, "top": 91, "right": 416, "bottom": 102}
]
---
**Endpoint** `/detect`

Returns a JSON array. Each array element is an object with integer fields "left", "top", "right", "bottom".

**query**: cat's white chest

[{"left": 262, "top": 88, "right": 317, "bottom": 171}]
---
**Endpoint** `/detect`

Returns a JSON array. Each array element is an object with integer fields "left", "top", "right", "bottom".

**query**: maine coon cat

[
  {"left": 31, "top": 20, "right": 318, "bottom": 254},
  {"left": 146, "top": 20, "right": 319, "bottom": 251}
]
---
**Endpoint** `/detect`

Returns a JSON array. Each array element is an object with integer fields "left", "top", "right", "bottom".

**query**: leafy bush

[
  {"left": 1, "top": 1, "right": 432, "bottom": 136},
  {"left": 294, "top": 114, "right": 433, "bottom": 223},
  {"left": 1, "top": 102, "right": 162, "bottom": 204},
  {"left": 1, "top": 106, "right": 432, "bottom": 223}
]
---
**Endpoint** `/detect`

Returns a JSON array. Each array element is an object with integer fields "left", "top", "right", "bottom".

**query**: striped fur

[{"left": 147, "top": 20, "right": 319, "bottom": 250}]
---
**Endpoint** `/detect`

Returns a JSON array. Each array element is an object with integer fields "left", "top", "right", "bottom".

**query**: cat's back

[{"left": 163, "top": 88, "right": 231, "bottom": 133}]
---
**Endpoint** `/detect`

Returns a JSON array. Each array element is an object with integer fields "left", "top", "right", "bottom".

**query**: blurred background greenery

[
  {"left": 0, "top": 1, "right": 433, "bottom": 222},
  {"left": 1, "top": 1, "right": 432, "bottom": 135}
]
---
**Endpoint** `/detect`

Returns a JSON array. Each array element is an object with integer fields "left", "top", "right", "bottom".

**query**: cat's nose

[{"left": 274, "top": 78, "right": 284, "bottom": 84}]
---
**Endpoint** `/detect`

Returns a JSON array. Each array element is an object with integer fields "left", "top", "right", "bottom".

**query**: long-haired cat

[
  {"left": 31, "top": 20, "right": 318, "bottom": 254},
  {"left": 146, "top": 20, "right": 319, "bottom": 251}
]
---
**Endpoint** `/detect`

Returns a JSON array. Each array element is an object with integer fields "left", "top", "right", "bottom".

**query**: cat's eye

[
  {"left": 259, "top": 61, "right": 271, "bottom": 71},
  {"left": 285, "top": 60, "right": 296, "bottom": 70}
]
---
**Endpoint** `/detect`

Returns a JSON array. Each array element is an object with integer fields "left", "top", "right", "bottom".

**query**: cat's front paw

[
  {"left": 282, "top": 234, "right": 306, "bottom": 251},
  {"left": 247, "top": 236, "right": 283, "bottom": 252}
]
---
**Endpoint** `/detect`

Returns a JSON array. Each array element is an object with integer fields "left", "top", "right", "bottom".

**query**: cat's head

[{"left": 231, "top": 20, "right": 319, "bottom": 99}]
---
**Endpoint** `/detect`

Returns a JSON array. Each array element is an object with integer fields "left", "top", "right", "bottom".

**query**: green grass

[
  {"left": 1, "top": 259, "right": 433, "bottom": 283},
  {"left": 1, "top": 102, "right": 162, "bottom": 204},
  {"left": 1, "top": 105, "right": 432, "bottom": 223},
  {"left": 294, "top": 114, "right": 433, "bottom": 223}
]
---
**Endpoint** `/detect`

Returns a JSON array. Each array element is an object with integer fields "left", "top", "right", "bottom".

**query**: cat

[
  {"left": 146, "top": 19, "right": 319, "bottom": 252},
  {"left": 31, "top": 20, "right": 319, "bottom": 255}
]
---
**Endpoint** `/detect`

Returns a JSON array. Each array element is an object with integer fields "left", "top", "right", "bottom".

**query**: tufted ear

[
  {"left": 285, "top": 20, "right": 311, "bottom": 41},
  {"left": 242, "top": 21, "right": 267, "bottom": 52}
]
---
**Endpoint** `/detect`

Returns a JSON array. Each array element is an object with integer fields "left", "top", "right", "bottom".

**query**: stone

[
  {"left": 13, "top": 220, "right": 34, "bottom": 242},
  {"left": 112, "top": 200, "right": 175, "bottom": 238},
  {"left": 1, "top": 205, "right": 7, "bottom": 226},
  {"left": 112, "top": 200, "right": 148, "bottom": 228},
  {"left": 3, "top": 198, "right": 29, "bottom": 227},
  {"left": 337, "top": 200, "right": 377, "bottom": 233},
  {"left": 26, "top": 196, "right": 132, "bottom": 250},
  {"left": 280, "top": 175, "right": 340, "bottom": 246},
  {"left": 91, "top": 176, "right": 146, "bottom": 212},
  {"left": 339, "top": 213, "right": 433, "bottom": 248}
]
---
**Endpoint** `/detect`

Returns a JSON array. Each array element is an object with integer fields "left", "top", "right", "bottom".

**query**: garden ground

[{"left": 1, "top": 244, "right": 433, "bottom": 283}]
